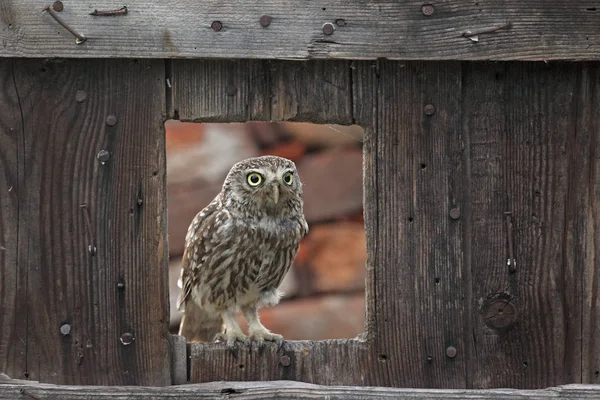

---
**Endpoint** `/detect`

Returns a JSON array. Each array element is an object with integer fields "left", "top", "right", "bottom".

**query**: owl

[{"left": 177, "top": 155, "right": 308, "bottom": 349}]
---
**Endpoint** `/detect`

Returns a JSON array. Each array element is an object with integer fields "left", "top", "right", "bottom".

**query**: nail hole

[
  {"left": 420, "top": 163, "right": 427, "bottom": 169},
  {"left": 594, "top": 370, "right": 599, "bottom": 376},
  {"left": 24, "top": 372, "right": 29, "bottom": 378},
  {"left": 434, "top": 277, "right": 440, "bottom": 284},
  {"left": 408, "top": 217, "right": 414, "bottom": 223},
  {"left": 152, "top": 171, "right": 158, "bottom": 176},
  {"left": 587, "top": 7, "right": 597, "bottom": 11},
  {"left": 523, "top": 361, "right": 528, "bottom": 367},
  {"left": 238, "top": 364, "right": 244, "bottom": 369},
  {"left": 498, "top": 308, "right": 504, "bottom": 313},
  {"left": 378, "top": 354, "right": 387, "bottom": 361},
  {"left": 322, "top": 7, "right": 326, "bottom": 10}
]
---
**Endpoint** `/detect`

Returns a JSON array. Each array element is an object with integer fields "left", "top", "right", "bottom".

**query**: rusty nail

[
  {"left": 60, "top": 323, "right": 71, "bottom": 336},
  {"left": 120, "top": 332, "right": 135, "bottom": 345},
  {"left": 421, "top": 4, "right": 435, "bottom": 16},
  {"left": 424, "top": 104, "right": 435, "bottom": 115},
  {"left": 106, "top": 115, "right": 117, "bottom": 126},
  {"left": 279, "top": 355, "right": 291, "bottom": 366},
  {"left": 449, "top": 208, "right": 461, "bottom": 220},
  {"left": 97, "top": 150, "right": 110, "bottom": 163},
  {"left": 211, "top": 21, "right": 223, "bottom": 31},
  {"left": 226, "top": 85, "right": 237, "bottom": 96},
  {"left": 335, "top": 18, "right": 346, "bottom": 26},
  {"left": 75, "top": 90, "right": 87, "bottom": 103},
  {"left": 90, "top": 6, "right": 128, "bottom": 16},
  {"left": 446, "top": 346, "right": 457, "bottom": 358},
  {"left": 43, "top": 5, "right": 87, "bottom": 44},
  {"left": 259, "top": 15, "right": 272, "bottom": 27},
  {"left": 52, "top": 1, "right": 63, "bottom": 12},
  {"left": 322, "top": 22, "right": 334, "bottom": 35}
]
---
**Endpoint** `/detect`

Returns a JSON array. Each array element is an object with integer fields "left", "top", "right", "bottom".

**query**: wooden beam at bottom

[{"left": 2, "top": 374, "right": 600, "bottom": 399}]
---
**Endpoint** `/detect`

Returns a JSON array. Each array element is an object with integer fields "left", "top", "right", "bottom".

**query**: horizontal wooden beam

[
  {"left": 1, "top": 0, "right": 599, "bottom": 60},
  {"left": 2, "top": 374, "right": 600, "bottom": 399}
]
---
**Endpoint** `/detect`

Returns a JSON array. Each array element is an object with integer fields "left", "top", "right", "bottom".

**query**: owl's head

[{"left": 222, "top": 155, "right": 303, "bottom": 216}]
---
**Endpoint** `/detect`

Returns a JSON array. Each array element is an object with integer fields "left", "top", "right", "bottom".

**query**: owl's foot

[
  {"left": 214, "top": 330, "right": 250, "bottom": 358},
  {"left": 249, "top": 327, "right": 284, "bottom": 354}
]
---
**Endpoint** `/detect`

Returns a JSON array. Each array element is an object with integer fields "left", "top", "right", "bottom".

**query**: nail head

[
  {"left": 97, "top": 150, "right": 110, "bottom": 163},
  {"left": 259, "top": 15, "right": 272, "bottom": 27},
  {"left": 52, "top": 1, "right": 64, "bottom": 12},
  {"left": 421, "top": 4, "right": 435, "bottom": 16},
  {"left": 322, "top": 22, "right": 335, "bottom": 35},
  {"left": 211, "top": 21, "right": 223, "bottom": 31},
  {"left": 120, "top": 332, "right": 135, "bottom": 345},
  {"left": 449, "top": 208, "right": 461, "bottom": 219},
  {"left": 75, "top": 90, "right": 87, "bottom": 103},
  {"left": 60, "top": 323, "right": 71, "bottom": 336},
  {"left": 117, "top": 282, "right": 125, "bottom": 290},
  {"left": 446, "top": 346, "right": 457, "bottom": 358},
  {"left": 279, "top": 355, "right": 291, "bottom": 366},
  {"left": 88, "top": 245, "right": 96, "bottom": 255},
  {"left": 426, "top": 356, "right": 433, "bottom": 364},
  {"left": 424, "top": 104, "right": 435, "bottom": 115},
  {"left": 106, "top": 115, "right": 117, "bottom": 126}
]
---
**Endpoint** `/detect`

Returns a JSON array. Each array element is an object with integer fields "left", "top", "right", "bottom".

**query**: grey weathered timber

[
  {"left": 2, "top": 374, "right": 600, "bottom": 399},
  {"left": 2, "top": 0, "right": 600, "bottom": 61},
  {"left": 0, "top": 58, "right": 171, "bottom": 385}
]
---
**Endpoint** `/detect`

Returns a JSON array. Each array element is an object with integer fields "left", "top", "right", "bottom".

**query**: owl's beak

[{"left": 269, "top": 185, "right": 280, "bottom": 204}]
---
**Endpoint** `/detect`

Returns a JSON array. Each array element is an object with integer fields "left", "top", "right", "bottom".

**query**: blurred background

[{"left": 166, "top": 121, "right": 366, "bottom": 340}]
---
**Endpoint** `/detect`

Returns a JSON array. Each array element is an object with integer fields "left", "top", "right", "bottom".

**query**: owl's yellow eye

[
  {"left": 282, "top": 172, "right": 294, "bottom": 186},
  {"left": 247, "top": 172, "right": 263, "bottom": 186}
]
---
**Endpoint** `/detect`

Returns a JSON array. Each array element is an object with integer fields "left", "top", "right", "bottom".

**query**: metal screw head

[
  {"left": 259, "top": 15, "right": 272, "bottom": 27},
  {"left": 446, "top": 346, "right": 457, "bottom": 358},
  {"left": 60, "top": 323, "right": 71, "bottom": 336},
  {"left": 211, "top": 21, "right": 223, "bottom": 31},
  {"left": 88, "top": 244, "right": 97, "bottom": 256},
  {"left": 120, "top": 332, "right": 135, "bottom": 345},
  {"left": 226, "top": 85, "right": 237, "bottom": 96},
  {"left": 335, "top": 18, "right": 346, "bottom": 26},
  {"left": 424, "top": 104, "right": 435, "bottom": 115},
  {"left": 322, "top": 22, "right": 334, "bottom": 35},
  {"left": 97, "top": 150, "right": 110, "bottom": 163},
  {"left": 449, "top": 208, "right": 461, "bottom": 220},
  {"left": 52, "top": 1, "right": 64, "bottom": 12},
  {"left": 421, "top": 4, "right": 435, "bottom": 16},
  {"left": 279, "top": 355, "right": 291, "bottom": 366},
  {"left": 75, "top": 90, "right": 87, "bottom": 103},
  {"left": 105, "top": 115, "right": 117, "bottom": 126}
]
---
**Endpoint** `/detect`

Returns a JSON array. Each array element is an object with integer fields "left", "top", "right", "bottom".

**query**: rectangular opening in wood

[{"left": 165, "top": 120, "right": 366, "bottom": 341}]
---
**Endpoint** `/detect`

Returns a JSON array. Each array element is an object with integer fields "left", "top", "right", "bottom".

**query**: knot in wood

[{"left": 482, "top": 297, "right": 517, "bottom": 331}]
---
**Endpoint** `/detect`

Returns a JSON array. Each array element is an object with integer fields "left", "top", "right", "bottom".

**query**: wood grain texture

[
  {"left": 1, "top": 1, "right": 600, "bottom": 60},
  {"left": 0, "top": 59, "right": 171, "bottom": 385},
  {"left": 464, "top": 62, "right": 581, "bottom": 388},
  {"left": 0, "top": 59, "right": 27, "bottom": 381},
  {"left": 2, "top": 374, "right": 600, "bottom": 400},
  {"left": 170, "top": 60, "right": 269, "bottom": 122},
  {"left": 371, "top": 61, "right": 467, "bottom": 388}
]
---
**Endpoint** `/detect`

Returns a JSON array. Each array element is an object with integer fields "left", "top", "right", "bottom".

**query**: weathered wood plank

[
  {"left": 1, "top": 0, "right": 600, "bottom": 60},
  {"left": 0, "top": 59, "right": 27, "bottom": 381},
  {"left": 170, "top": 60, "right": 269, "bottom": 122},
  {"left": 464, "top": 62, "right": 580, "bottom": 388},
  {"left": 2, "top": 374, "right": 600, "bottom": 399},
  {"left": 0, "top": 59, "right": 171, "bottom": 385},
  {"left": 372, "top": 61, "right": 467, "bottom": 388},
  {"left": 576, "top": 65, "right": 600, "bottom": 384}
]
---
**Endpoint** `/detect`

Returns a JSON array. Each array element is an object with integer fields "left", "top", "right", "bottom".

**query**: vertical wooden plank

[
  {"left": 0, "top": 59, "right": 27, "bottom": 380},
  {"left": 170, "top": 60, "right": 270, "bottom": 122},
  {"left": 465, "top": 62, "right": 577, "bottom": 388},
  {"left": 270, "top": 61, "right": 352, "bottom": 124},
  {"left": 373, "top": 61, "right": 467, "bottom": 388},
  {"left": 578, "top": 64, "right": 600, "bottom": 384},
  {"left": 5, "top": 59, "right": 170, "bottom": 385}
]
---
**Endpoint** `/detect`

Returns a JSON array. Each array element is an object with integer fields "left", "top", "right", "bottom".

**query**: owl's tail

[{"left": 178, "top": 300, "right": 223, "bottom": 343}]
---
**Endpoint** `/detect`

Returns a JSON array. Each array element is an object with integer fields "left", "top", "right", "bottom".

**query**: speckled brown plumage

[{"left": 177, "top": 156, "right": 308, "bottom": 347}]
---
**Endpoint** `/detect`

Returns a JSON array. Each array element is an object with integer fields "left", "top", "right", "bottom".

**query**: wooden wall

[{"left": 1, "top": 58, "right": 599, "bottom": 389}]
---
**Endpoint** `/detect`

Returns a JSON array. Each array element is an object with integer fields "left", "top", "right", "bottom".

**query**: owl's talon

[{"left": 276, "top": 339, "right": 286, "bottom": 353}]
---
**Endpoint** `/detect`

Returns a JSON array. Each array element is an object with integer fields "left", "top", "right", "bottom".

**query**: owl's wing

[{"left": 176, "top": 197, "right": 222, "bottom": 312}]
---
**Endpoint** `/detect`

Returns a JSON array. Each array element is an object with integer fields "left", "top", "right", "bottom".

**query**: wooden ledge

[{"left": 2, "top": 374, "right": 600, "bottom": 399}]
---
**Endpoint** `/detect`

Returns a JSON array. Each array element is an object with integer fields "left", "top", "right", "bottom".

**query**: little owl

[{"left": 177, "top": 155, "right": 308, "bottom": 349}]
